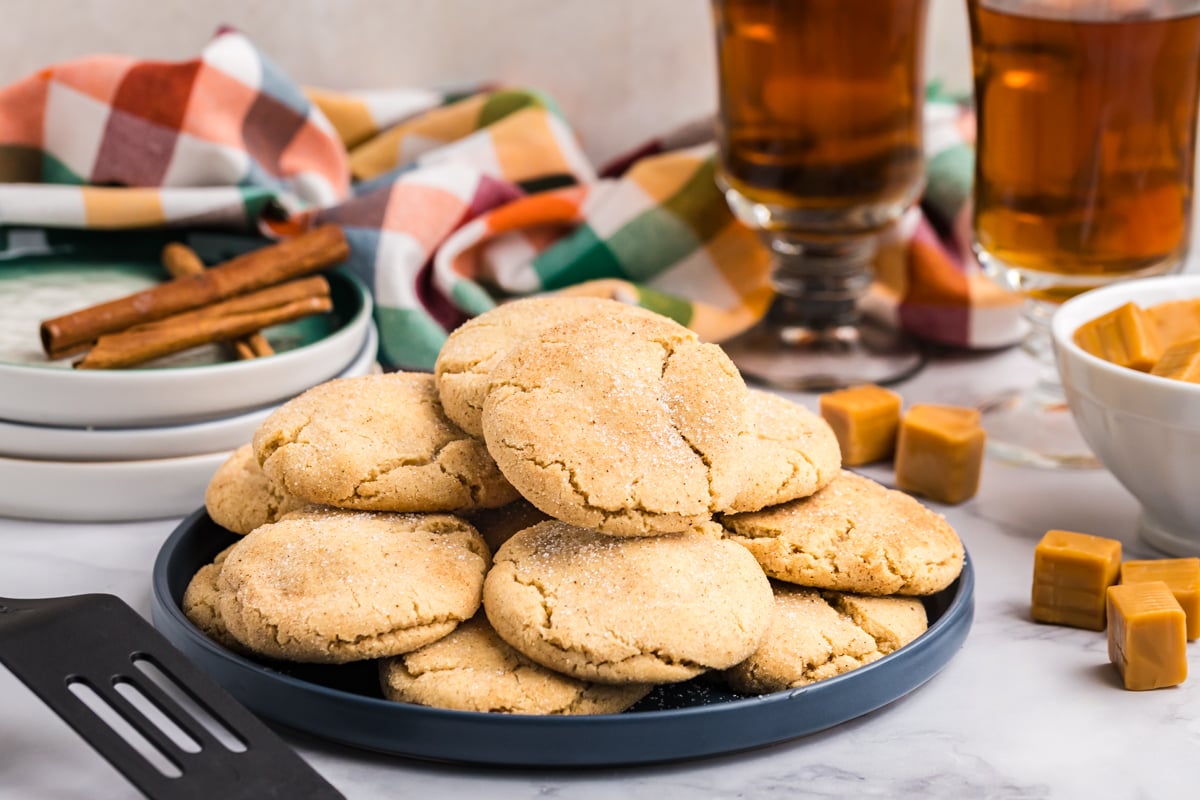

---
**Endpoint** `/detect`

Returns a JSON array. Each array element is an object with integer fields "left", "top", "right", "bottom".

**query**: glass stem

[
  {"left": 766, "top": 234, "right": 877, "bottom": 330},
  {"left": 1021, "top": 296, "right": 1068, "bottom": 403}
]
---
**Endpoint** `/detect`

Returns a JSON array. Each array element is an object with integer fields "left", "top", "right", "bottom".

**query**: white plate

[
  {"left": 0, "top": 324, "right": 378, "bottom": 461},
  {"left": 0, "top": 450, "right": 233, "bottom": 522},
  {"left": 0, "top": 261, "right": 373, "bottom": 428}
]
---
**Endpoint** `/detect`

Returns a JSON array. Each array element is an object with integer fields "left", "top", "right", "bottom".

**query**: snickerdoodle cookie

[
  {"left": 182, "top": 544, "right": 242, "bottom": 651},
  {"left": 204, "top": 444, "right": 310, "bottom": 535},
  {"left": 719, "top": 470, "right": 964, "bottom": 596},
  {"left": 724, "top": 390, "right": 843, "bottom": 514},
  {"left": 724, "top": 584, "right": 928, "bottom": 694},
  {"left": 216, "top": 508, "right": 490, "bottom": 663},
  {"left": 379, "top": 614, "right": 652, "bottom": 714},
  {"left": 482, "top": 312, "right": 750, "bottom": 537},
  {"left": 435, "top": 296, "right": 662, "bottom": 438},
  {"left": 483, "top": 520, "right": 773, "bottom": 685},
  {"left": 253, "top": 372, "right": 518, "bottom": 512}
]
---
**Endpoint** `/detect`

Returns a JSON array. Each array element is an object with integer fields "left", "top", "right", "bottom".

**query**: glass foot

[
  {"left": 720, "top": 316, "right": 925, "bottom": 391},
  {"left": 977, "top": 386, "right": 1101, "bottom": 469}
]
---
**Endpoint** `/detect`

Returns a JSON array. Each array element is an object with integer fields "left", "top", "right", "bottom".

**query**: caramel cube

[
  {"left": 1147, "top": 297, "right": 1200, "bottom": 349},
  {"left": 1031, "top": 529, "right": 1122, "bottom": 630},
  {"left": 1107, "top": 581, "right": 1187, "bottom": 691},
  {"left": 1149, "top": 338, "right": 1200, "bottom": 383},
  {"left": 893, "top": 404, "right": 985, "bottom": 505},
  {"left": 1121, "top": 558, "right": 1200, "bottom": 641},
  {"left": 1073, "top": 301, "right": 1164, "bottom": 371},
  {"left": 819, "top": 384, "right": 902, "bottom": 466}
]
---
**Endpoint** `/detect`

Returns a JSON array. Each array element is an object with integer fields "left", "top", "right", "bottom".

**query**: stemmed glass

[
  {"left": 711, "top": 0, "right": 930, "bottom": 391},
  {"left": 967, "top": 0, "right": 1200, "bottom": 468}
]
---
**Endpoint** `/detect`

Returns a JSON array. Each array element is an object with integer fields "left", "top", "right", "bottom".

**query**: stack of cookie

[{"left": 186, "top": 297, "right": 964, "bottom": 715}]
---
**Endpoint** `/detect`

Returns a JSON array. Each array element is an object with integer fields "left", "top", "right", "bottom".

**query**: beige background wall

[{"left": 0, "top": 0, "right": 972, "bottom": 164}]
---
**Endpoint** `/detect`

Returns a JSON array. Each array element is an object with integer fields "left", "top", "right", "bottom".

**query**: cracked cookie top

[
  {"left": 379, "top": 614, "right": 652, "bottom": 714},
  {"left": 253, "top": 372, "right": 519, "bottom": 512},
  {"left": 435, "top": 296, "right": 663, "bottom": 439},
  {"left": 719, "top": 470, "right": 964, "bottom": 595},
  {"left": 724, "top": 584, "right": 928, "bottom": 694},
  {"left": 215, "top": 507, "right": 491, "bottom": 664},
  {"left": 481, "top": 312, "right": 751, "bottom": 537},
  {"left": 482, "top": 520, "right": 774, "bottom": 685},
  {"left": 723, "top": 390, "right": 843, "bottom": 514}
]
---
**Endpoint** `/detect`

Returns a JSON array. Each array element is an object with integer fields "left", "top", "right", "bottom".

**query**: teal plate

[
  {"left": 0, "top": 257, "right": 371, "bottom": 427},
  {"left": 0, "top": 256, "right": 336, "bottom": 369},
  {"left": 152, "top": 510, "right": 975, "bottom": 767}
]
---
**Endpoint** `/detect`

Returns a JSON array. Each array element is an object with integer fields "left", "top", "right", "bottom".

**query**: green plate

[
  {"left": 0, "top": 256, "right": 372, "bottom": 428},
  {"left": 0, "top": 256, "right": 335, "bottom": 369}
]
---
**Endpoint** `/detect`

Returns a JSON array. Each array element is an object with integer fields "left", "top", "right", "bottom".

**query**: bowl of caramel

[{"left": 1053, "top": 274, "right": 1200, "bottom": 557}]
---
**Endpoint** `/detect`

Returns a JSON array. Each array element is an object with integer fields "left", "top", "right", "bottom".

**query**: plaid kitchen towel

[{"left": 0, "top": 30, "right": 1023, "bottom": 372}]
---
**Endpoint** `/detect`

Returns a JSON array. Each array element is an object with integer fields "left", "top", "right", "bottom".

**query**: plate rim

[{"left": 151, "top": 509, "right": 975, "bottom": 766}]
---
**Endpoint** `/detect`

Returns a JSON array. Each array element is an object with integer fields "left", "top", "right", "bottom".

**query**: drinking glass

[
  {"left": 711, "top": 0, "right": 930, "bottom": 391},
  {"left": 968, "top": 0, "right": 1200, "bottom": 468}
]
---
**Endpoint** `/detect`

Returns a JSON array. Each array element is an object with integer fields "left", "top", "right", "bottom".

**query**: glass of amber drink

[
  {"left": 968, "top": 0, "right": 1200, "bottom": 467},
  {"left": 711, "top": 0, "right": 929, "bottom": 390}
]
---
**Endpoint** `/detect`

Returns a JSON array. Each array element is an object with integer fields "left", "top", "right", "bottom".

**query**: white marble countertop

[{"left": 1, "top": 344, "right": 1196, "bottom": 800}]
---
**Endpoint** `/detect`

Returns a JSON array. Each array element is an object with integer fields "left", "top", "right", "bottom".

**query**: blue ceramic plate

[{"left": 152, "top": 510, "right": 974, "bottom": 767}]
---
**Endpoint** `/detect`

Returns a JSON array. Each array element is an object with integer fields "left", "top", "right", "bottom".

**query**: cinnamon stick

[
  {"left": 161, "top": 242, "right": 275, "bottom": 360},
  {"left": 76, "top": 289, "right": 333, "bottom": 370},
  {"left": 129, "top": 276, "right": 330, "bottom": 332},
  {"left": 161, "top": 242, "right": 206, "bottom": 276},
  {"left": 41, "top": 224, "right": 348, "bottom": 358}
]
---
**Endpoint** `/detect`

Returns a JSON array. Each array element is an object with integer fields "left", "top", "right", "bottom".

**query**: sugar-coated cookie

[
  {"left": 723, "top": 390, "right": 842, "bottom": 513},
  {"left": 483, "top": 520, "right": 773, "bottom": 684},
  {"left": 719, "top": 470, "right": 964, "bottom": 595},
  {"left": 725, "top": 584, "right": 927, "bottom": 694},
  {"left": 181, "top": 544, "right": 242, "bottom": 651},
  {"left": 435, "top": 296, "right": 662, "bottom": 438},
  {"left": 253, "top": 373, "right": 518, "bottom": 512},
  {"left": 379, "top": 615, "right": 652, "bottom": 714},
  {"left": 216, "top": 508, "right": 490, "bottom": 663},
  {"left": 205, "top": 444, "right": 309, "bottom": 535},
  {"left": 482, "top": 313, "right": 750, "bottom": 537}
]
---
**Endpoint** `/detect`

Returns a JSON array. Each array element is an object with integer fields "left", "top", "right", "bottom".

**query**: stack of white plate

[{"left": 0, "top": 266, "right": 376, "bottom": 522}]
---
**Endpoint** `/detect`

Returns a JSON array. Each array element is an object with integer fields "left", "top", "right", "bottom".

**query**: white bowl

[
  {"left": 0, "top": 324, "right": 378, "bottom": 462},
  {"left": 1053, "top": 274, "right": 1200, "bottom": 556},
  {"left": 0, "top": 268, "right": 372, "bottom": 428}
]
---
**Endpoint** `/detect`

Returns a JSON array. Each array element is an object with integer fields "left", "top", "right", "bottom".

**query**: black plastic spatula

[{"left": 0, "top": 593, "right": 344, "bottom": 799}]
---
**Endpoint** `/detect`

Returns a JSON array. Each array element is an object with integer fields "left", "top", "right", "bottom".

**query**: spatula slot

[
  {"left": 66, "top": 678, "right": 183, "bottom": 779},
  {"left": 113, "top": 679, "right": 201, "bottom": 754},
  {"left": 131, "top": 654, "right": 247, "bottom": 754}
]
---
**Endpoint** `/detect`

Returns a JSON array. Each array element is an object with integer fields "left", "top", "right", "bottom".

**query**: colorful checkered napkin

[{"left": 0, "top": 31, "right": 1023, "bottom": 372}]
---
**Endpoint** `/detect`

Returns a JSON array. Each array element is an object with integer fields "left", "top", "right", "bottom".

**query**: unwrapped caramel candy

[
  {"left": 1107, "top": 581, "right": 1187, "bottom": 691},
  {"left": 819, "top": 384, "right": 902, "bottom": 466},
  {"left": 1073, "top": 301, "right": 1164, "bottom": 372},
  {"left": 1147, "top": 298, "right": 1200, "bottom": 349},
  {"left": 1031, "top": 530, "right": 1121, "bottom": 631},
  {"left": 893, "top": 404, "right": 984, "bottom": 505},
  {"left": 1121, "top": 558, "right": 1200, "bottom": 641},
  {"left": 1150, "top": 339, "right": 1200, "bottom": 383}
]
